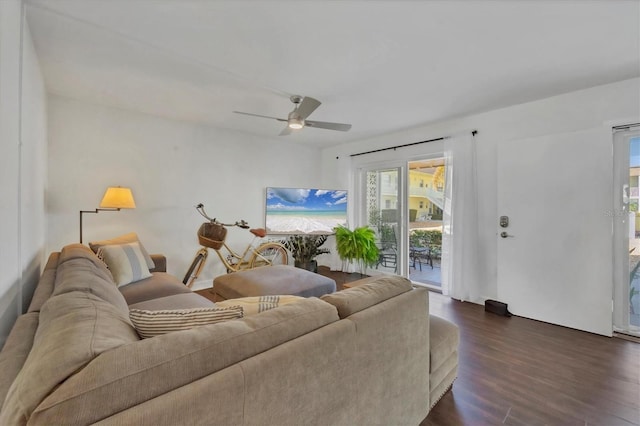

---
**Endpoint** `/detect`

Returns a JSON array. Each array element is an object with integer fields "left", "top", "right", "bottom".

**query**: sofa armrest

[{"left": 149, "top": 254, "right": 166, "bottom": 273}]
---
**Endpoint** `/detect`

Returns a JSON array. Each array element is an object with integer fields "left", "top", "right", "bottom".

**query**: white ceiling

[{"left": 25, "top": 0, "right": 640, "bottom": 148}]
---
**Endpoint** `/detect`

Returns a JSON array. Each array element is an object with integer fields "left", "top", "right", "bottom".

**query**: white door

[{"left": 497, "top": 128, "right": 613, "bottom": 336}]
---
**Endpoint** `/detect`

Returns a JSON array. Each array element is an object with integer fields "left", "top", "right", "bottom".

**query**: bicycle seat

[{"left": 250, "top": 228, "right": 267, "bottom": 238}]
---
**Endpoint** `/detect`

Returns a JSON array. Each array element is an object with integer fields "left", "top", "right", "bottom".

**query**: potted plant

[
  {"left": 281, "top": 234, "right": 330, "bottom": 273},
  {"left": 334, "top": 225, "right": 379, "bottom": 276}
]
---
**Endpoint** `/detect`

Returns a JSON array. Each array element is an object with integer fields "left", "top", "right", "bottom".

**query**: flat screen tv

[{"left": 265, "top": 187, "right": 348, "bottom": 235}]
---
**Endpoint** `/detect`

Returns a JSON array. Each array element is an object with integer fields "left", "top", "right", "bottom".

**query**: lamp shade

[{"left": 99, "top": 187, "right": 136, "bottom": 209}]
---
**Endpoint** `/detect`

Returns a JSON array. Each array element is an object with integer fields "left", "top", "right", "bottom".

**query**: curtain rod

[
  {"left": 350, "top": 130, "right": 477, "bottom": 157},
  {"left": 613, "top": 123, "right": 640, "bottom": 132}
]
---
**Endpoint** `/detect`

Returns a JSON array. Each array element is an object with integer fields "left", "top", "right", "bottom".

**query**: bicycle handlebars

[{"left": 195, "top": 203, "right": 250, "bottom": 229}]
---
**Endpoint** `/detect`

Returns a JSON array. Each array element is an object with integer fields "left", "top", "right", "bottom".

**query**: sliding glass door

[
  {"left": 407, "top": 158, "right": 445, "bottom": 287},
  {"left": 361, "top": 165, "right": 405, "bottom": 276},
  {"left": 613, "top": 125, "right": 640, "bottom": 337},
  {"left": 358, "top": 156, "right": 446, "bottom": 285}
]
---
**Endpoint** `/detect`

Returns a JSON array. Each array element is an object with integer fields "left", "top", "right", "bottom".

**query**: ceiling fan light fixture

[
  {"left": 288, "top": 117, "right": 304, "bottom": 129},
  {"left": 233, "top": 95, "right": 351, "bottom": 135}
]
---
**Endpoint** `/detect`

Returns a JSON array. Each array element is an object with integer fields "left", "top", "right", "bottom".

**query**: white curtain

[{"left": 441, "top": 133, "right": 480, "bottom": 302}]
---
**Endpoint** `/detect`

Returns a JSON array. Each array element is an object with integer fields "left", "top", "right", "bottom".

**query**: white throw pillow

[
  {"left": 129, "top": 306, "right": 244, "bottom": 338},
  {"left": 98, "top": 241, "right": 152, "bottom": 286}
]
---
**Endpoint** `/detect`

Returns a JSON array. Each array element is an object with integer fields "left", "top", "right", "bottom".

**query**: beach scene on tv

[{"left": 265, "top": 187, "right": 348, "bottom": 234}]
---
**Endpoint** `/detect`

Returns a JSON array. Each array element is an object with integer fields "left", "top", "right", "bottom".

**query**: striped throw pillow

[
  {"left": 129, "top": 306, "right": 244, "bottom": 338},
  {"left": 216, "top": 295, "right": 303, "bottom": 316},
  {"left": 89, "top": 232, "right": 155, "bottom": 270},
  {"left": 98, "top": 241, "right": 152, "bottom": 286}
]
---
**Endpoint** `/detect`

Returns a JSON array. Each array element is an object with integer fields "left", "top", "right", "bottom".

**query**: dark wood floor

[
  {"left": 424, "top": 292, "right": 640, "bottom": 426},
  {"left": 316, "top": 265, "right": 369, "bottom": 290},
  {"left": 319, "top": 267, "right": 640, "bottom": 425}
]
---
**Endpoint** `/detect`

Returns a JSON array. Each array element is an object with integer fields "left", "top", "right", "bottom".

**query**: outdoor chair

[
  {"left": 376, "top": 224, "right": 398, "bottom": 272},
  {"left": 410, "top": 246, "right": 433, "bottom": 270},
  {"left": 377, "top": 246, "right": 398, "bottom": 272}
]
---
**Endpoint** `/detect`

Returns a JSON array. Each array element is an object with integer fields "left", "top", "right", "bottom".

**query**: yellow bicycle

[{"left": 183, "top": 203, "right": 288, "bottom": 287}]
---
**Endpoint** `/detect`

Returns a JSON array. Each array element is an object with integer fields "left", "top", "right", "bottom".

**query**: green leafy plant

[
  {"left": 334, "top": 225, "right": 379, "bottom": 276},
  {"left": 281, "top": 235, "right": 330, "bottom": 270},
  {"left": 410, "top": 229, "right": 442, "bottom": 259},
  {"left": 379, "top": 224, "right": 396, "bottom": 249},
  {"left": 368, "top": 207, "right": 397, "bottom": 249}
]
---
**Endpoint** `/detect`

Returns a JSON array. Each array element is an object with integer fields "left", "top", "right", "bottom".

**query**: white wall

[
  {"left": 47, "top": 96, "right": 323, "bottom": 286},
  {"left": 20, "top": 23, "right": 47, "bottom": 311},
  {"left": 0, "top": 0, "right": 48, "bottom": 348},
  {"left": 0, "top": 0, "right": 22, "bottom": 348},
  {"left": 321, "top": 78, "right": 640, "bottom": 308}
]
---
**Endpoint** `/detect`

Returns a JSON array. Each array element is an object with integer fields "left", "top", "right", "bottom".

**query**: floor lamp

[{"left": 79, "top": 187, "right": 136, "bottom": 243}]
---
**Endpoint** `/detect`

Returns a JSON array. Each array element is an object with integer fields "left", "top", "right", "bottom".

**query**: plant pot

[{"left": 294, "top": 260, "right": 318, "bottom": 273}]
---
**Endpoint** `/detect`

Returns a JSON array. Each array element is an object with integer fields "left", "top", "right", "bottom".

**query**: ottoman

[{"left": 212, "top": 265, "right": 337, "bottom": 301}]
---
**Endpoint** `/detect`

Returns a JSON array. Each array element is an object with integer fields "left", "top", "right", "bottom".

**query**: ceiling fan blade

[
  {"left": 305, "top": 120, "right": 352, "bottom": 132},
  {"left": 295, "top": 96, "right": 321, "bottom": 120},
  {"left": 279, "top": 126, "right": 293, "bottom": 136},
  {"left": 233, "top": 111, "right": 287, "bottom": 122}
]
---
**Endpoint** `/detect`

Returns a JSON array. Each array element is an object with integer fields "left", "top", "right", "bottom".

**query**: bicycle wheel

[
  {"left": 183, "top": 249, "right": 208, "bottom": 287},
  {"left": 250, "top": 243, "right": 288, "bottom": 268}
]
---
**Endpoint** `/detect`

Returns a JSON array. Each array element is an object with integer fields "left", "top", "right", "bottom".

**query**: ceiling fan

[{"left": 233, "top": 95, "right": 352, "bottom": 135}]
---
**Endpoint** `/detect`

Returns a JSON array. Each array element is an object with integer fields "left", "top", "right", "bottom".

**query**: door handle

[{"left": 500, "top": 231, "right": 514, "bottom": 238}]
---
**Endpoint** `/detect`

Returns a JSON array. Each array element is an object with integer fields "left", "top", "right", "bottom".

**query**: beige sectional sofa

[{"left": 0, "top": 243, "right": 458, "bottom": 425}]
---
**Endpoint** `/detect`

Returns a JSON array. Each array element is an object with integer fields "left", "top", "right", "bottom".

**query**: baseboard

[{"left": 613, "top": 331, "right": 640, "bottom": 343}]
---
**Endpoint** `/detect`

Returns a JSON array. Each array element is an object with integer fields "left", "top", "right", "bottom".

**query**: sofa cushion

[
  {"left": 129, "top": 306, "right": 244, "bottom": 338},
  {"left": 321, "top": 275, "right": 413, "bottom": 318},
  {"left": 0, "top": 291, "right": 140, "bottom": 425},
  {"left": 52, "top": 246, "right": 130, "bottom": 315},
  {"left": 128, "top": 292, "right": 215, "bottom": 311},
  {"left": 430, "top": 314, "right": 460, "bottom": 373},
  {"left": 216, "top": 295, "right": 304, "bottom": 316},
  {"left": 118, "top": 272, "right": 191, "bottom": 305},
  {"left": 0, "top": 313, "right": 39, "bottom": 406},
  {"left": 340, "top": 287, "right": 430, "bottom": 423},
  {"left": 58, "top": 243, "right": 109, "bottom": 275},
  {"left": 98, "top": 242, "right": 152, "bottom": 286},
  {"left": 89, "top": 232, "right": 155, "bottom": 270},
  {"left": 239, "top": 320, "right": 358, "bottom": 426},
  {"left": 27, "top": 298, "right": 339, "bottom": 425},
  {"left": 428, "top": 315, "right": 459, "bottom": 410},
  {"left": 27, "top": 252, "right": 59, "bottom": 313}
]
